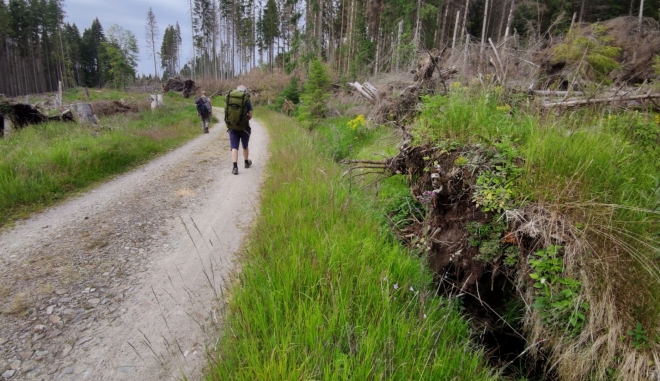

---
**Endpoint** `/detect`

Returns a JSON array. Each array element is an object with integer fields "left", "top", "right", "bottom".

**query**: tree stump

[
  {"left": 75, "top": 103, "right": 96, "bottom": 125},
  {"left": 1, "top": 115, "right": 12, "bottom": 138}
]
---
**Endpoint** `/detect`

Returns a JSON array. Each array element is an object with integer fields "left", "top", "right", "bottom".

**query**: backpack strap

[
  {"left": 224, "top": 92, "right": 231, "bottom": 124},
  {"left": 241, "top": 91, "right": 248, "bottom": 122}
]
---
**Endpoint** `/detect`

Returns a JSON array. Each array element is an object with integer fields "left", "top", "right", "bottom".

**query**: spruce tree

[{"left": 297, "top": 59, "right": 331, "bottom": 128}]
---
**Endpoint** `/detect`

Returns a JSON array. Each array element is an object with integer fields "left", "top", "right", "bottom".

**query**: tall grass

[
  {"left": 0, "top": 102, "right": 200, "bottom": 226},
  {"left": 207, "top": 109, "right": 497, "bottom": 380}
]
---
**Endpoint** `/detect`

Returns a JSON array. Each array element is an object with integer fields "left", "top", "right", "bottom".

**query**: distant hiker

[
  {"left": 225, "top": 85, "right": 253, "bottom": 175},
  {"left": 195, "top": 90, "right": 212, "bottom": 133}
]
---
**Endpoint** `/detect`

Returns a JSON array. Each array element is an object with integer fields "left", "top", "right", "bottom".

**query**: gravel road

[{"left": 0, "top": 109, "right": 268, "bottom": 380}]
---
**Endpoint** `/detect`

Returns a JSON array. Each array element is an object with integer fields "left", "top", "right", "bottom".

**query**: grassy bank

[
  {"left": 0, "top": 92, "right": 201, "bottom": 227},
  {"left": 206, "top": 109, "right": 497, "bottom": 380},
  {"left": 412, "top": 86, "right": 660, "bottom": 379}
]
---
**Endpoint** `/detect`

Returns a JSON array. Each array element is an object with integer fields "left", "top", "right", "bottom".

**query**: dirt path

[{"left": 0, "top": 109, "right": 268, "bottom": 380}]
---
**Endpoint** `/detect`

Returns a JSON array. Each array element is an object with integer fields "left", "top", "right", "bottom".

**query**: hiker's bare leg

[
  {"left": 243, "top": 148, "right": 249, "bottom": 160},
  {"left": 232, "top": 148, "right": 239, "bottom": 163}
]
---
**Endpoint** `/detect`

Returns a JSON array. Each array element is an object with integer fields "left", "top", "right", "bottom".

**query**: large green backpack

[{"left": 224, "top": 90, "right": 250, "bottom": 130}]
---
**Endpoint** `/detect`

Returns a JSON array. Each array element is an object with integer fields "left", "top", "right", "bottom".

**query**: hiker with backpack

[
  {"left": 225, "top": 85, "right": 253, "bottom": 175},
  {"left": 196, "top": 90, "right": 212, "bottom": 133}
]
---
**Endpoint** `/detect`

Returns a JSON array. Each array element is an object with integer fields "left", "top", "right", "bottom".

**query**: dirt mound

[{"left": 90, "top": 100, "right": 149, "bottom": 117}]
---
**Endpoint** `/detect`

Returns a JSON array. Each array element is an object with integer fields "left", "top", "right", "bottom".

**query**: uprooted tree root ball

[
  {"left": 0, "top": 101, "right": 74, "bottom": 131},
  {"left": 347, "top": 142, "right": 660, "bottom": 380}
]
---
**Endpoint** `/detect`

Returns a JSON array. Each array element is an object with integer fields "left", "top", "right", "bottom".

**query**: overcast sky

[{"left": 63, "top": 0, "right": 194, "bottom": 77}]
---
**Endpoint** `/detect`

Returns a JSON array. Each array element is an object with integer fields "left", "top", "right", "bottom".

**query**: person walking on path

[
  {"left": 197, "top": 90, "right": 212, "bottom": 134},
  {"left": 225, "top": 85, "right": 253, "bottom": 175}
]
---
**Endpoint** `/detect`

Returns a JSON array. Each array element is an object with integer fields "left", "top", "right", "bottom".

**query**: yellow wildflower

[{"left": 347, "top": 114, "right": 366, "bottom": 130}]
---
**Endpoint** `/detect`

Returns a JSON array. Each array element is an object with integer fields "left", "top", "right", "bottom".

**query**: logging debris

[{"left": 348, "top": 52, "right": 458, "bottom": 126}]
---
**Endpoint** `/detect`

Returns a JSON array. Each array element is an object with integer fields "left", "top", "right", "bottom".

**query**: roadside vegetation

[
  {"left": 210, "top": 52, "right": 659, "bottom": 379},
  {"left": 0, "top": 90, "right": 201, "bottom": 227},
  {"left": 206, "top": 108, "right": 497, "bottom": 380}
]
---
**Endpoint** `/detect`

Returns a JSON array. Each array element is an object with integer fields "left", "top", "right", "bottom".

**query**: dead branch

[{"left": 488, "top": 38, "right": 505, "bottom": 83}]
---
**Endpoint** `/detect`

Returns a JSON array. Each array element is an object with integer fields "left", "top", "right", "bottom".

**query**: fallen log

[
  {"left": 348, "top": 82, "right": 376, "bottom": 104},
  {"left": 542, "top": 93, "right": 660, "bottom": 108},
  {"left": 363, "top": 82, "right": 380, "bottom": 100},
  {"left": 533, "top": 90, "right": 585, "bottom": 96}
]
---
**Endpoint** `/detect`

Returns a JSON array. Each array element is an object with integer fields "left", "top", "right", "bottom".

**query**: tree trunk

[
  {"left": 480, "top": 0, "right": 490, "bottom": 62},
  {"left": 375, "top": 33, "right": 381, "bottom": 76},
  {"left": 452, "top": 11, "right": 461, "bottom": 53},
  {"left": 569, "top": 11, "right": 577, "bottom": 31},
  {"left": 188, "top": 0, "right": 195, "bottom": 80},
  {"left": 542, "top": 93, "right": 660, "bottom": 108},
  {"left": 497, "top": 0, "right": 509, "bottom": 41},
  {"left": 504, "top": 0, "right": 516, "bottom": 41},
  {"left": 639, "top": 0, "right": 645, "bottom": 32},
  {"left": 414, "top": 0, "right": 422, "bottom": 49},
  {"left": 461, "top": 0, "right": 470, "bottom": 39},
  {"left": 395, "top": 19, "right": 403, "bottom": 72},
  {"left": 463, "top": 32, "right": 470, "bottom": 77},
  {"left": 440, "top": 2, "right": 450, "bottom": 47}
]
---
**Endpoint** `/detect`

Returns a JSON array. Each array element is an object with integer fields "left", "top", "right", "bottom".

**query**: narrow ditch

[{"left": 383, "top": 144, "right": 556, "bottom": 380}]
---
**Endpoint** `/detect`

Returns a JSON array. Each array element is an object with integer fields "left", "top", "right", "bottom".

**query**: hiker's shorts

[{"left": 228, "top": 128, "right": 251, "bottom": 150}]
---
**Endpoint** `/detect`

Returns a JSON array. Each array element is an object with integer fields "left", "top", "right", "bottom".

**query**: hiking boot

[
  {"left": 203, "top": 128, "right": 209, "bottom": 133},
  {"left": 232, "top": 167, "right": 238, "bottom": 175},
  {"left": 244, "top": 159, "right": 252, "bottom": 168}
]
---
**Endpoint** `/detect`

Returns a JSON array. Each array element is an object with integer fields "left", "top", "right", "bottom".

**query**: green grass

[
  {"left": 414, "top": 88, "right": 659, "bottom": 209},
  {"left": 0, "top": 100, "right": 201, "bottom": 227},
  {"left": 207, "top": 109, "right": 497, "bottom": 380}
]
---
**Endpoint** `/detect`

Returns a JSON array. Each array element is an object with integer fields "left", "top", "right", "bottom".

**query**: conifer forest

[{"left": 0, "top": 0, "right": 657, "bottom": 96}]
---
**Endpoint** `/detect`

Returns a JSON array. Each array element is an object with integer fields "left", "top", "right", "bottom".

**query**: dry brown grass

[
  {"left": 507, "top": 203, "right": 660, "bottom": 380},
  {"left": 4, "top": 292, "right": 28, "bottom": 315},
  {"left": 195, "top": 68, "right": 295, "bottom": 106},
  {"left": 0, "top": 285, "right": 9, "bottom": 299}
]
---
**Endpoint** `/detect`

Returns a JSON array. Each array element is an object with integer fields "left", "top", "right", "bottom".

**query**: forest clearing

[{"left": 2, "top": 0, "right": 660, "bottom": 380}]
